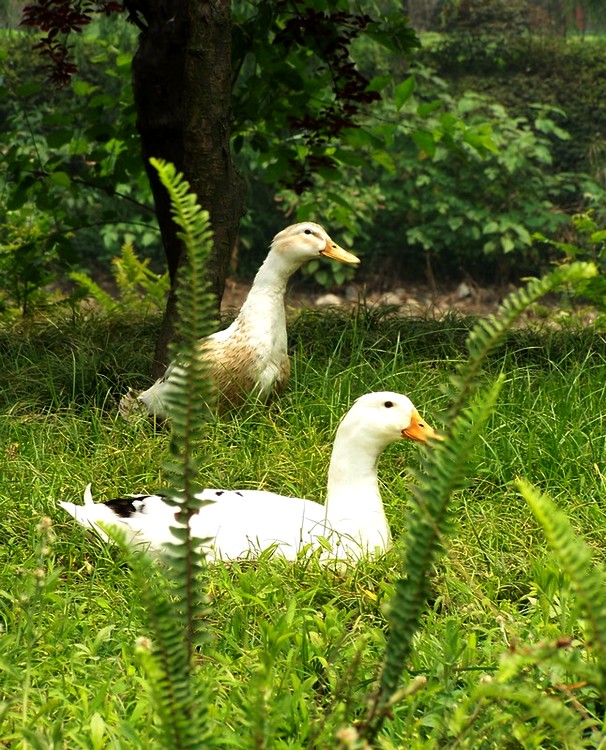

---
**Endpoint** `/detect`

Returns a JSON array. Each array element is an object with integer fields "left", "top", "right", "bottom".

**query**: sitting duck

[{"left": 60, "top": 392, "right": 439, "bottom": 562}]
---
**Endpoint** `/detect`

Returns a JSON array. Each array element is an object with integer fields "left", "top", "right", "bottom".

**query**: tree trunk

[{"left": 130, "top": 0, "right": 245, "bottom": 376}]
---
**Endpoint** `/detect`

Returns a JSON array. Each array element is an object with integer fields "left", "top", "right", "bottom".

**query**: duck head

[
  {"left": 341, "top": 391, "right": 440, "bottom": 451},
  {"left": 271, "top": 222, "right": 360, "bottom": 266}
]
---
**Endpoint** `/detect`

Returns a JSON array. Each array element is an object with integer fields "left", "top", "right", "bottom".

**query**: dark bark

[{"left": 130, "top": 0, "right": 245, "bottom": 376}]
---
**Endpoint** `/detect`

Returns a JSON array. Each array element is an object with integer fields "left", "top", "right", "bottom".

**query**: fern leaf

[
  {"left": 376, "top": 376, "right": 505, "bottom": 706},
  {"left": 130, "top": 549, "right": 210, "bottom": 749},
  {"left": 361, "top": 261, "right": 598, "bottom": 741},
  {"left": 122, "top": 158, "right": 217, "bottom": 750},
  {"left": 69, "top": 270, "right": 116, "bottom": 311},
  {"left": 517, "top": 478, "right": 606, "bottom": 674}
]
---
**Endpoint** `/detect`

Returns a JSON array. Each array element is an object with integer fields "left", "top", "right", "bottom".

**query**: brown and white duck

[{"left": 119, "top": 222, "right": 359, "bottom": 419}]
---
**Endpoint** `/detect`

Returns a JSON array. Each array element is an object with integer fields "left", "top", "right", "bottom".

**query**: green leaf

[
  {"left": 367, "top": 74, "right": 391, "bottom": 93},
  {"left": 325, "top": 191, "right": 353, "bottom": 210},
  {"left": 370, "top": 150, "right": 396, "bottom": 173},
  {"left": 316, "top": 165, "right": 340, "bottom": 181},
  {"left": 72, "top": 80, "right": 97, "bottom": 97},
  {"left": 47, "top": 130, "right": 74, "bottom": 149},
  {"left": 89, "top": 712, "right": 106, "bottom": 750},
  {"left": 394, "top": 76, "right": 416, "bottom": 110},
  {"left": 16, "top": 82, "right": 42, "bottom": 97},
  {"left": 333, "top": 149, "right": 366, "bottom": 168},
  {"left": 411, "top": 130, "right": 436, "bottom": 158},
  {"left": 264, "top": 157, "right": 289, "bottom": 182},
  {"left": 501, "top": 235, "right": 515, "bottom": 253},
  {"left": 417, "top": 100, "right": 442, "bottom": 118},
  {"left": 49, "top": 172, "right": 71, "bottom": 188},
  {"left": 343, "top": 128, "right": 383, "bottom": 149}
]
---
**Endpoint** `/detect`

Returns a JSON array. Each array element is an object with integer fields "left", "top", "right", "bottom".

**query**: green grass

[{"left": 1, "top": 307, "right": 606, "bottom": 748}]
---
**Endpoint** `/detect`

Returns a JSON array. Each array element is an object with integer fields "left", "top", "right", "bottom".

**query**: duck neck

[
  {"left": 324, "top": 426, "right": 391, "bottom": 549},
  {"left": 238, "top": 249, "right": 299, "bottom": 313}
]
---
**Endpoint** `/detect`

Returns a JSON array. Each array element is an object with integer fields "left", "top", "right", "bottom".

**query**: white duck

[
  {"left": 60, "top": 392, "right": 439, "bottom": 562},
  {"left": 119, "top": 222, "right": 359, "bottom": 419}
]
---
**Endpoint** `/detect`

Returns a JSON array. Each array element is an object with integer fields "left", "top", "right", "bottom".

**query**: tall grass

[{"left": 1, "top": 288, "right": 606, "bottom": 745}]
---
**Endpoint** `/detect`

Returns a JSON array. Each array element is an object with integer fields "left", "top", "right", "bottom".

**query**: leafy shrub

[
  {"left": 425, "top": 34, "right": 606, "bottom": 179},
  {"left": 0, "top": 206, "right": 75, "bottom": 316},
  {"left": 70, "top": 242, "right": 169, "bottom": 314},
  {"left": 535, "top": 210, "right": 606, "bottom": 315},
  {"left": 367, "top": 66, "right": 601, "bottom": 280},
  {"left": 0, "top": 27, "right": 160, "bottom": 281}
]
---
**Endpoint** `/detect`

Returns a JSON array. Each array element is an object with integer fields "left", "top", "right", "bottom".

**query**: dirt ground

[
  {"left": 219, "top": 276, "right": 601, "bottom": 327},
  {"left": 221, "top": 279, "right": 506, "bottom": 316},
  {"left": 221, "top": 278, "right": 518, "bottom": 318}
]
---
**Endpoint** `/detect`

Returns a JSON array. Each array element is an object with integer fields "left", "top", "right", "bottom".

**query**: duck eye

[
  {"left": 304, "top": 229, "right": 312, "bottom": 235},
  {"left": 384, "top": 401, "right": 394, "bottom": 408}
]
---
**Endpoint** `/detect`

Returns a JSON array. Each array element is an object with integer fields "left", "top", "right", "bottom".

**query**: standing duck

[
  {"left": 119, "top": 222, "right": 359, "bottom": 419},
  {"left": 60, "top": 392, "right": 439, "bottom": 562}
]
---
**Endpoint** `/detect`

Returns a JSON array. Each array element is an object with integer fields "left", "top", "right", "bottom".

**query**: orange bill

[
  {"left": 321, "top": 239, "right": 360, "bottom": 265},
  {"left": 402, "top": 411, "right": 442, "bottom": 443}
]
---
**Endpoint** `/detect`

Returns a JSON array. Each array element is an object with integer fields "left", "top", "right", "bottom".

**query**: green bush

[
  {"left": 424, "top": 34, "right": 606, "bottom": 179},
  {"left": 534, "top": 210, "right": 606, "bottom": 315},
  {"left": 0, "top": 27, "right": 161, "bottom": 279},
  {"left": 356, "top": 65, "right": 604, "bottom": 281}
]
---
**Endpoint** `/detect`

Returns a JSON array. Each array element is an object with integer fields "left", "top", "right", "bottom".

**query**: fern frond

[
  {"left": 376, "top": 377, "right": 505, "bottom": 703},
  {"left": 517, "top": 478, "right": 606, "bottom": 675},
  {"left": 472, "top": 681, "right": 591, "bottom": 748},
  {"left": 112, "top": 242, "right": 169, "bottom": 309},
  {"left": 361, "top": 262, "right": 597, "bottom": 741},
  {"left": 130, "top": 549, "right": 211, "bottom": 749},
  {"left": 121, "top": 158, "right": 217, "bottom": 750},
  {"left": 69, "top": 270, "right": 116, "bottom": 311}
]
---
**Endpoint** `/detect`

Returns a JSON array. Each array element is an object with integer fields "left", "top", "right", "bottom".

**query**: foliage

[
  {"left": 20, "top": 0, "right": 124, "bottom": 85},
  {"left": 359, "top": 260, "right": 598, "bottom": 742},
  {"left": 242, "top": 52, "right": 605, "bottom": 285},
  {"left": 425, "top": 33, "right": 606, "bottom": 179},
  {"left": 434, "top": 0, "right": 534, "bottom": 64},
  {"left": 534, "top": 210, "right": 606, "bottom": 314},
  {"left": 230, "top": 0, "right": 419, "bottom": 195},
  {"left": 357, "top": 65, "right": 595, "bottom": 279},
  {"left": 70, "top": 242, "right": 169, "bottom": 314},
  {"left": 0, "top": 28, "right": 160, "bottom": 301},
  {"left": 0, "top": 205, "right": 71, "bottom": 316},
  {"left": 264, "top": 64, "right": 506, "bottom": 285},
  {"left": 4, "top": 4, "right": 605, "bottom": 301},
  {"left": 5, "top": 2, "right": 505, "bottom": 292},
  {"left": 2, "top": 283, "right": 606, "bottom": 746}
]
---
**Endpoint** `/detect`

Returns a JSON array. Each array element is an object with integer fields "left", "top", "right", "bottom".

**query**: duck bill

[
  {"left": 402, "top": 411, "right": 442, "bottom": 444},
  {"left": 321, "top": 240, "right": 360, "bottom": 265}
]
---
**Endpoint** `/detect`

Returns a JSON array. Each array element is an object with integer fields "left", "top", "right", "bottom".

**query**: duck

[
  {"left": 119, "top": 222, "right": 360, "bottom": 419},
  {"left": 60, "top": 392, "right": 439, "bottom": 562}
]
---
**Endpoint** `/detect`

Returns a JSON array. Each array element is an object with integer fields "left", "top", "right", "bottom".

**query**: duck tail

[
  {"left": 58, "top": 484, "right": 117, "bottom": 541},
  {"left": 118, "top": 387, "right": 144, "bottom": 418}
]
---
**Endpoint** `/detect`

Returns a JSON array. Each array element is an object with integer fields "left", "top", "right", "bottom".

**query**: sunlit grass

[{"left": 1, "top": 307, "right": 605, "bottom": 746}]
